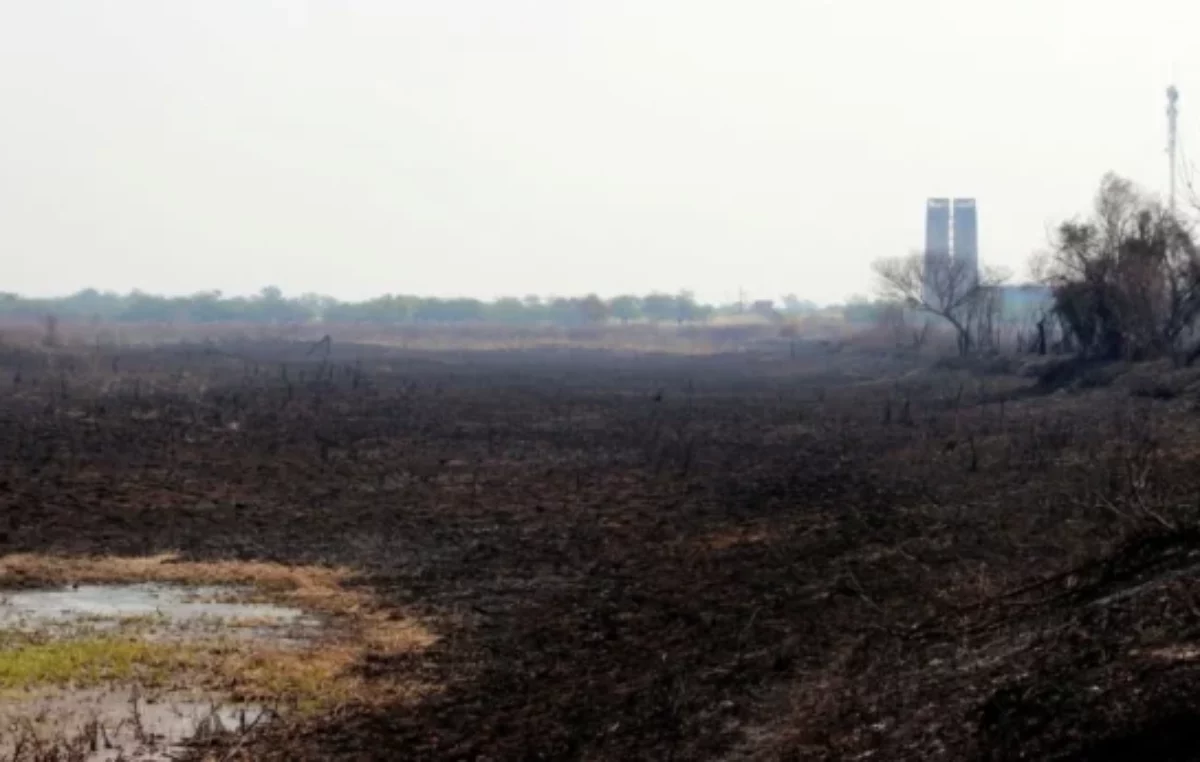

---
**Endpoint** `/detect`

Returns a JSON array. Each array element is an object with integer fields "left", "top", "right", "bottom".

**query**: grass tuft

[{"left": 0, "top": 636, "right": 188, "bottom": 690}]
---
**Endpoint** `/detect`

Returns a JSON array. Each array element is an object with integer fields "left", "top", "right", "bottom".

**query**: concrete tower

[
  {"left": 952, "top": 198, "right": 979, "bottom": 288},
  {"left": 923, "top": 198, "right": 951, "bottom": 303}
]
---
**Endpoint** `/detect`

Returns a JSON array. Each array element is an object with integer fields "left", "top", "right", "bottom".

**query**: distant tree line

[{"left": 0, "top": 287, "right": 876, "bottom": 327}]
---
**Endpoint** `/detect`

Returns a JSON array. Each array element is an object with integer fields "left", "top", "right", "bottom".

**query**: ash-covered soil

[{"left": 3, "top": 339, "right": 1200, "bottom": 760}]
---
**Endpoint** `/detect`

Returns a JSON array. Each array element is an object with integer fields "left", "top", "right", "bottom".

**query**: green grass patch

[{"left": 0, "top": 636, "right": 189, "bottom": 689}]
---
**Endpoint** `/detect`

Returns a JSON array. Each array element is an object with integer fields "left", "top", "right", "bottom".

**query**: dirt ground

[{"left": 3, "top": 337, "right": 1200, "bottom": 760}]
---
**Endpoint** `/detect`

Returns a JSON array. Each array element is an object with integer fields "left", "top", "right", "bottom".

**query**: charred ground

[{"left": 2, "top": 338, "right": 1200, "bottom": 760}]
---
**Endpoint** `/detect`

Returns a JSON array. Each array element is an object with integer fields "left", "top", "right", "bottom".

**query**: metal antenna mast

[{"left": 1168, "top": 84, "right": 1180, "bottom": 214}]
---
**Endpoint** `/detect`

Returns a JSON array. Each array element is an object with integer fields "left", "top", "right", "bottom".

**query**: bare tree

[
  {"left": 1047, "top": 173, "right": 1200, "bottom": 362},
  {"left": 872, "top": 252, "right": 1007, "bottom": 355}
]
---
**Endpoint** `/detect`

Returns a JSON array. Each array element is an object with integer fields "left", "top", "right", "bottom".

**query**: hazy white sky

[{"left": 0, "top": 1, "right": 1192, "bottom": 304}]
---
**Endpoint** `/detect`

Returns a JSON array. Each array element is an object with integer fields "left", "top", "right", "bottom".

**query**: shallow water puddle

[
  {"left": 0, "top": 583, "right": 322, "bottom": 641},
  {"left": 0, "top": 686, "right": 272, "bottom": 761}
]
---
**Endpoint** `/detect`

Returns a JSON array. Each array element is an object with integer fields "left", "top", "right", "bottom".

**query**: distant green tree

[
  {"left": 245, "top": 286, "right": 308, "bottom": 323},
  {"left": 120, "top": 291, "right": 175, "bottom": 322},
  {"left": 544, "top": 297, "right": 581, "bottom": 325},
  {"left": 413, "top": 297, "right": 486, "bottom": 323},
  {"left": 189, "top": 291, "right": 241, "bottom": 322},
  {"left": 675, "top": 290, "right": 700, "bottom": 324},
  {"left": 579, "top": 294, "right": 609, "bottom": 323},
  {"left": 490, "top": 297, "right": 528, "bottom": 323},
  {"left": 609, "top": 295, "right": 643, "bottom": 323},
  {"left": 520, "top": 295, "right": 549, "bottom": 322},
  {"left": 641, "top": 293, "right": 676, "bottom": 323}
]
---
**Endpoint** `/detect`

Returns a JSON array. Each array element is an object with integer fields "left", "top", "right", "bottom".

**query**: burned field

[{"left": 3, "top": 339, "right": 1200, "bottom": 760}]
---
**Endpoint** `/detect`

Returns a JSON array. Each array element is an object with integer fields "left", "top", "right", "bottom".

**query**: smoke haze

[{"left": 0, "top": 1, "right": 1190, "bottom": 303}]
